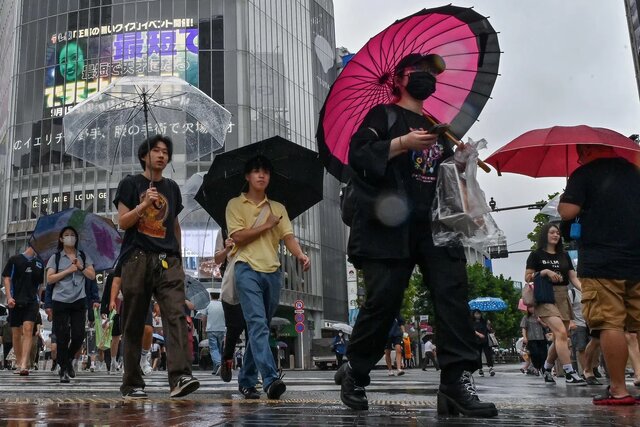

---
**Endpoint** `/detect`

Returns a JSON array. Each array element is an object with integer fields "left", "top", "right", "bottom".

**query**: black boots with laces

[{"left": 437, "top": 371, "right": 498, "bottom": 418}]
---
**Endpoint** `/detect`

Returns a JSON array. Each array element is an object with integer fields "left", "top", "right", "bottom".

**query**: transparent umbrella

[
  {"left": 63, "top": 76, "right": 232, "bottom": 171},
  {"left": 270, "top": 317, "right": 291, "bottom": 327}
]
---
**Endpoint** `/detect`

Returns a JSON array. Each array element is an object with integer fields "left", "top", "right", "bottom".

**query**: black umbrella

[{"left": 195, "top": 136, "right": 324, "bottom": 229}]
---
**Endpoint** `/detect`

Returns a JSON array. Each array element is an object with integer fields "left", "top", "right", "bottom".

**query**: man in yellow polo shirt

[{"left": 226, "top": 155, "right": 310, "bottom": 400}]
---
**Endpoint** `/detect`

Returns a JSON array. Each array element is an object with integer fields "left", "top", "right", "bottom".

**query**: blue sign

[{"left": 295, "top": 322, "right": 305, "bottom": 333}]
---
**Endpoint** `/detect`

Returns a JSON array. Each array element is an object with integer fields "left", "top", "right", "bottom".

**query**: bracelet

[{"left": 135, "top": 205, "right": 143, "bottom": 218}]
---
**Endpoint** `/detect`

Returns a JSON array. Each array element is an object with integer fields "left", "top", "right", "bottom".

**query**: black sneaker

[
  {"left": 478, "top": 369, "right": 484, "bottom": 377},
  {"left": 122, "top": 389, "right": 148, "bottom": 400},
  {"left": 60, "top": 370, "right": 70, "bottom": 384},
  {"left": 265, "top": 379, "right": 287, "bottom": 400},
  {"left": 239, "top": 386, "right": 261, "bottom": 399},
  {"left": 543, "top": 369, "right": 556, "bottom": 384},
  {"left": 334, "top": 363, "right": 368, "bottom": 410},
  {"left": 170, "top": 375, "right": 200, "bottom": 398},
  {"left": 593, "top": 367, "right": 602, "bottom": 378},
  {"left": 220, "top": 359, "right": 233, "bottom": 383},
  {"left": 583, "top": 375, "right": 602, "bottom": 386},
  {"left": 565, "top": 371, "right": 586, "bottom": 385},
  {"left": 437, "top": 371, "right": 498, "bottom": 418}
]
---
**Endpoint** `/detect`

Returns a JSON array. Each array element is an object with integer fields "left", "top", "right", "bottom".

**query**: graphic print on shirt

[
  {"left": 137, "top": 189, "right": 169, "bottom": 238},
  {"left": 410, "top": 126, "right": 445, "bottom": 182}
]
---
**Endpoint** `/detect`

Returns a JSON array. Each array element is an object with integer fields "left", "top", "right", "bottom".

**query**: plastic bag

[
  {"left": 432, "top": 138, "right": 503, "bottom": 247},
  {"left": 94, "top": 308, "right": 116, "bottom": 350}
]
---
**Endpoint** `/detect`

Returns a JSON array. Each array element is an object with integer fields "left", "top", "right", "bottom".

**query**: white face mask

[{"left": 62, "top": 236, "right": 76, "bottom": 247}]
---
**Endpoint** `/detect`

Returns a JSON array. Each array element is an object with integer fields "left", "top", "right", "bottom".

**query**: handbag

[
  {"left": 220, "top": 204, "right": 271, "bottom": 305},
  {"left": 533, "top": 272, "right": 555, "bottom": 305},
  {"left": 488, "top": 333, "right": 499, "bottom": 348},
  {"left": 522, "top": 282, "right": 535, "bottom": 307}
]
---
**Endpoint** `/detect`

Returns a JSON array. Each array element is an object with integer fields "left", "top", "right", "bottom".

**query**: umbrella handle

[
  {"left": 443, "top": 130, "right": 492, "bottom": 173},
  {"left": 423, "top": 115, "right": 492, "bottom": 173}
]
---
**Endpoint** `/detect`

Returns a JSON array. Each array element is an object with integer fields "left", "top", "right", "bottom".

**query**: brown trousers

[{"left": 120, "top": 249, "right": 191, "bottom": 393}]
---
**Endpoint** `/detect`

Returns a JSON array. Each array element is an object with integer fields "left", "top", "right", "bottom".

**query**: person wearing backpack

[
  {"left": 333, "top": 53, "right": 496, "bottom": 418},
  {"left": 2, "top": 244, "right": 44, "bottom": 376},
  {"left": 45, "top": 226, "right": 96, "bottom": 383}
]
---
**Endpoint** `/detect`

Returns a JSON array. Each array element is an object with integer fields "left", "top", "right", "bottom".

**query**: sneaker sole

[{"left": 171, "top": 380, "right": 200, "bottom": 398}]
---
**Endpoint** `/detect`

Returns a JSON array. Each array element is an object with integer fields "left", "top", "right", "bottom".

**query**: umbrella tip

[{"left": 378, "top": 72, "right": 391, "bottom": 85}]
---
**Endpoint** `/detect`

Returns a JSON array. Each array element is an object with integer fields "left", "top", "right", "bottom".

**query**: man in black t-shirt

[
  {"left": 2, "top": 245, "right": 44, "bottom": 375},
  {"left": 113, "top": 135, "right": 199, "bottom": 400},
  {"left": 559, "top": 143, "right": 640, "bottom": 406}
]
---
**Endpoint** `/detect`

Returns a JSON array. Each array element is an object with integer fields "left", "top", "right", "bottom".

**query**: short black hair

[
  {"left": 138, "top": 135, "right": 173, "bottom": 170},
  {"left": 243, "top": 155, "right": 273, "bottom": 175}
]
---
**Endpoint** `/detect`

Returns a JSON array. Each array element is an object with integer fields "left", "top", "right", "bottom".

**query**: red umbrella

[
  {"left": 317, "top": 5, "right": 501, "bottom": 182},
  {"left": 484, "top": 125, "right": 640, "bottom": 178}
]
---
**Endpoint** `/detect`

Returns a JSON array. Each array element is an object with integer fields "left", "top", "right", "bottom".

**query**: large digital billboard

[{"left": 44, "top": 18, "right": 199, "bottom": 119}]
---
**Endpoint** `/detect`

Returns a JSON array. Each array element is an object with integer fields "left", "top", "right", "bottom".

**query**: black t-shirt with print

[
  {"left": 560, "top": 157, "right": 640, "bottom": 280},
  {"left": 525, "top": 249, "right": 574, "bottom": 287},
  {"left": 361, "top": 104, "right": 454, "bottom": 218},
  {"left": 400, "top": 109, "right": 454, "bottom": 217},
  {"left": 1, "top": 254, "right": 44, "bottom": 305},
  {"left": 113, "top": 174, "right": 183, "bottom": 256}
]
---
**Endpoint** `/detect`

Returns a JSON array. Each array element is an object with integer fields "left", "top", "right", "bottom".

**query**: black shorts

[
  {"left": 151, "top": 351, "right": 160, "bottom": 359},
  {"left": 44, "top": 351, "right": 52, "bottom": 360},
  {"left": 50, "top": 333, "right": 57, "bottom": 344},
  {"left": 385, "top": 336, "right": 403, "bottom": 350},
  {"left": 8, "top": 302, "right": 38, "bottom": 327},
  {"left": 111, "top": 313, "right": 122, "bottom": 337}
]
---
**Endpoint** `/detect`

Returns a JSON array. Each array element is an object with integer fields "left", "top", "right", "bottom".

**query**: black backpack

[{"left": 340, "top": 105, "right": 398, "bottom": 226}]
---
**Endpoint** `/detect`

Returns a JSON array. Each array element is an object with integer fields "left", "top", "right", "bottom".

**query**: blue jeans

[
  {"left": 207, "top": 331, "right": 225, "bottom": 370},
  {"left": 235, "top": 261, "right": 281, "bottom": 390}
]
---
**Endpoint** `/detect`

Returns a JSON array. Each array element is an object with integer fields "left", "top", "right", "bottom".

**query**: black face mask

[{"left": 405, "top": 71, "right": 437, "bottom": 100}]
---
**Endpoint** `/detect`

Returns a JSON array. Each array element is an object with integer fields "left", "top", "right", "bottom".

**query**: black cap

[{"left": 394, "top": 53, "right": 446, "bottom": 76}]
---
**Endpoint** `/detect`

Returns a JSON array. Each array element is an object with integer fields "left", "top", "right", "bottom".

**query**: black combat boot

[
  {"left": 437, "top": 371, "right": 498, "bottom": 417},
  {"left": 334, "top": 363, "right": 368, "bottom": 410}
]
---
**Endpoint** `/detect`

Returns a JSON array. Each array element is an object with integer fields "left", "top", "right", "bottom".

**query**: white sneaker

[
  {"left": 388, "top": 370, "right": 395, "bottom": 376},
  {"left": 140, "top": 356, "right": 153, "bottom": 376},
  {"left": 395, "top": 369, "right": 405, "bottom": 376}
]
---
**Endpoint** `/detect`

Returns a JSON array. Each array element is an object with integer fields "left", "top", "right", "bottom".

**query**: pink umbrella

[
  {"left": 484, "top": 125, "right": 640, "bottom": 178},
  {"left": 317, "top": 5, "right": 501, "bottom": 182}
]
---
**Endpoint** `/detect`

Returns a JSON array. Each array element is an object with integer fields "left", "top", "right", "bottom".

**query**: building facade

[{"left": 0, "top": 0, "right": 348, "bottom": 366}]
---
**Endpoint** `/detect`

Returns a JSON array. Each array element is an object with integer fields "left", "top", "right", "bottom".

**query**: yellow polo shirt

[{"left": 225, "top": 193, "right": 293, "bottom": 273}]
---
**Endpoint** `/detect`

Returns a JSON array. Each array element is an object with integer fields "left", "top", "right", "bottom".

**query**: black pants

[
  {"left": 422, "top": 351, "right": 440, "bottom": 370},
  {"left": 477, "top": 342, "right": 494, "bottom": 368},
  {"left": 527, "top": 340, "right": 547, "bottom": 371},
  {"left": 221, "top": 301, "right": 246, "bottom": 361},
  {"left": 3, "top": 342, "right": 12, "bottom": 368},
  {"left": 52, "top": 298, "right": 87, "bottom": 374},
  {"left": 347, "top": 222, "right": 479, "bottom": 386}
]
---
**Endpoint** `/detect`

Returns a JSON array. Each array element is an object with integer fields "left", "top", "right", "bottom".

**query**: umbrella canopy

[
  {"left": 270, "top": 317, "right": 291, "bottom": 327},
  {"left": 540, "top": 193, "right": 562, "bottom": 219},
  {"left": 195, "top": 136, "right": 324, "bottom": 228},
  {"left": 29, "top": 208, "right": 122, "bottom": 271},
  {"left": 332, "top": 323, "right": 353, "bottom": 335},
  {"left": 276, "top": 341, "right": 288, "bottom": 348},
  {"left": 185, "top": 275, "right": 211, "bottom": 311},
  {"left": 153, "top": 333, "right": 165, "bottom": 342},
  {"left": 199, "top": 339, "right": 209, "bottom": 348},
  {"left": 484, "top": 125, "right": 640, "bottom": 178},
  {"left": 180, "top": 172, "right": 208, "bottom": 222},
  {"left": 469, "top": 297, "right": 507, "bottom": 312},
  {"left": 317, "top": 5, "right": 500, "bottom": 182},
  {"left": 63, "top": 76, "right": 232, "bottom": 171}
]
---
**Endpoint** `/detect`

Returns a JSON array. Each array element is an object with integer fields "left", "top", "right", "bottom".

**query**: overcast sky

[{"left": 333, "top": 0, "right": 640, "bottom": 283}]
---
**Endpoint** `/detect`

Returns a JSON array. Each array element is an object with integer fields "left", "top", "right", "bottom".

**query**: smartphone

[{"left": 428, "top": 123, "right": 450, "bottom": 135}]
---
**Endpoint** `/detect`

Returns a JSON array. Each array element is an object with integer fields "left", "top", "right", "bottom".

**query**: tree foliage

[
  {"left": 409, "top": 263, "right": 522, "bottom": 345},
  {"left": 526, "top": 192, "right": 559, "bottom": 248}
]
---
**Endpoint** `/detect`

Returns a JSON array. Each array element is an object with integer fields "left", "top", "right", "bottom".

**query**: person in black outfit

[
  {"left": 333, "top": 53, "right": 496, "bottom": 418},
  {"left": 2, "top": 245, "right": 44, "bottom": 375},
  {"left": 559, "top": 143, "right": 640, "bottom": 405},
  {"left": 471, "top": 310, "right": 494, "bottom": 377},
  {"left": 114, "top": 135, "right": 199, "bottom": 399}
]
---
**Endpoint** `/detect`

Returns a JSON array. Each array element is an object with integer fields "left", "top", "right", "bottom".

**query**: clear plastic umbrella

[
  {"left": 332, "top": 323, "right": 353, "bottom": 334},
  {"left": 540, "top": 193, "right": 562, "bottom": 219},
  {"left": 63, "top": 76, "right": 232, "bottom": 171}
]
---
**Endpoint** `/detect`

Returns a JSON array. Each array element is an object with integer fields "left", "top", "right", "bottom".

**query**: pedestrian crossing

[{"left": 0, "top": 367, "right": 437, "bottom": 397}]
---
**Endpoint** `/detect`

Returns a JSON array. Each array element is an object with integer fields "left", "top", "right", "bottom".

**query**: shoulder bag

[{"left": 220, "top": 204, "right": 271, "bottom": 305}]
